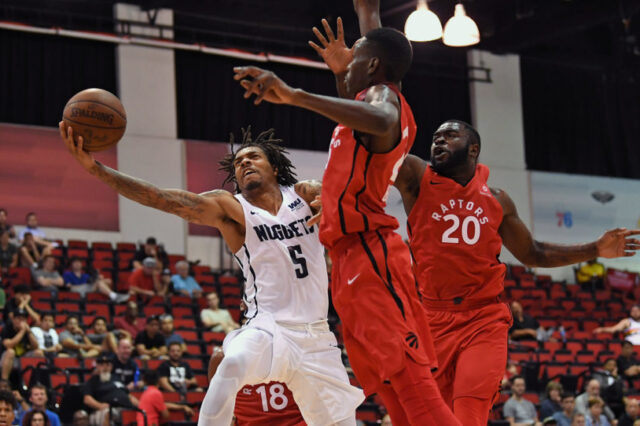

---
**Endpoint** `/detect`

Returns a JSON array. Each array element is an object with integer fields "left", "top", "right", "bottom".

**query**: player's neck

[
  {"left": 243, "top": 184, "right": 283, "bottom": 216},
  {"left": 441, "top": 164, "right": 476, "bottom": 186}
]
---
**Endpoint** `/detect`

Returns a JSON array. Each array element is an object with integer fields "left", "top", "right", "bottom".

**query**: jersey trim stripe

[
  {"left": 358, "top": 232, "right": 406, "bottom": 319},
  {"left": 353, "top": 151, "right": 373, "bottom": 232},
  {"left": 338, "top": 142, "right": 361, "bottom": 235},
  {"left": 237, "top": 244, "right": 259, "bottom": 323}
]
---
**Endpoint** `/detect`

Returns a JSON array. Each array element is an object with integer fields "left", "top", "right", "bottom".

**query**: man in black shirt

[
  {"left": 1, "top": 309, "right": 40, "bottom": 380},
  {"left": 131, "top": 237, "right": 169, "bottom": 270},
  {"left": 82, "top": 353, "right": 138, "bottom": 426},
  {"left": 111, "top": 338, "right": 140, "bottom": 391},
  {"left": 509, "top": 301, "right": 540, "bottom": 341},
  {"left": 134, "top": 316, "right": 167, "bottom": 360},
  {"left": 157, "top": 342, "right": 201, "bottom": 393},
  {"left": 2, "top": 285, "right": 40, "bottom": 325},
  {"left": 618, "top": 398, "right": 639, "bottom": 426},
  {"left": 617, "top": 341, "right": 640, "bottom": 384}
]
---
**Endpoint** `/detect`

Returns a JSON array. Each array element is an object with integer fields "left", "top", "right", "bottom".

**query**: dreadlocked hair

[{"left": 219, "top": 127, "right": 297, "bottom": 193}]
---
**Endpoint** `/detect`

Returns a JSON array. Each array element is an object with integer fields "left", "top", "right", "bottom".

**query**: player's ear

[
  {"left": 469, "top": 143, "right": 480, "bottom": 160},
  {"left": 367, "top": 57, "right": 379, "bottom": 76}
]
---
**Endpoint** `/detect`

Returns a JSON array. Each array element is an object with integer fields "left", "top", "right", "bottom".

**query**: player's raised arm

[
  {"left": 294, "top": 179, "right": 322, "bottom": 226},
  {"left": 354, "top": 0, "right": 382, "bottom": 35},
  {"left": 393, "top": 154, "right": 428, "bottom": 215},
  {"left": 496, "top": 187, "right": 640, "bottom": 267},
  {"left": 59, "top": 122, "right": 242, "bottom": 230}
]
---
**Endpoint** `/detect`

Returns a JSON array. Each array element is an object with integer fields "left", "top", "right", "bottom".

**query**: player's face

[
  {"left": 0, "top": 401, "right": 15, "bottom": 426},
  {"left": 234, "top": 147, "right": 277, "bottom": 191},
  {"left": 345, "top": 38, "right": 372, "bottom": 96},
  {"left": 430, "top": 122, "right": 470, "bottom": 175}
]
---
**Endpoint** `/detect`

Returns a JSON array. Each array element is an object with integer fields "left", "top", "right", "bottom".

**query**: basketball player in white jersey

[
  {"left": 59, "top": 123, "right": 364, "bottom": 426},
  {"left": 595, "top": 305, "right": 640, "bottom": 345}
]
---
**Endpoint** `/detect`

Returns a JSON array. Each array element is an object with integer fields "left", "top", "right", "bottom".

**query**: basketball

[{"left": 62, "top": 88, "right": 127, "bottom": 152}]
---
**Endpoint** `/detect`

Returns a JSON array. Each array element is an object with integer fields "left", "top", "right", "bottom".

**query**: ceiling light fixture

[
  {"left": 404, "top": 0, "right": 443, "bottom": 42},
  {"left": 443, "top": 3, "right": 480, "bottom": 47}
]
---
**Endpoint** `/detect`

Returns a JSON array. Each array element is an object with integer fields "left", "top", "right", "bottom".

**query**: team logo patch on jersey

[
  {"left": 480, "top": 184, "right": 492, "bottom": 197},
  {"left": 288, "top": 198, "right": 304, "bottom": 211},
  {"left": 405, "top": 332, "right": 419, "bottom": 349}
]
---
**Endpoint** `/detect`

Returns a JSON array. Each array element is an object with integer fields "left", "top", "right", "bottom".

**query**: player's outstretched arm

[
  {"left": 496, "top": 188, "right": 640, "bottom": 267},
  {"left": 59, "top": 122, "right": 241, "bottom": 229},
  {"left": 353, "top": 0, "right": 382, "bottom": 35},
  {"left": 295, "top": 180, "right": 322, "bottom": 226},
  {"left": 394, "top": 154, "right": 427, "bottom": 215},
  {"left": 593, "top": 318, "right": 630, "bottom": 335}
]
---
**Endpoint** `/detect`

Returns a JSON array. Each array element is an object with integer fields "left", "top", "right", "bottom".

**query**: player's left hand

[
  {"left": 597, "top": 228, "right": 640, "bottom": 258},
  {"left": 309, "top": 18, "right": 352, "bottom": 75},
  {"left": 233, "top": 66, "right": 296, "bottom": 105},
  {"left": 307, "top": 195, "right": 322, "bottom": 227}
]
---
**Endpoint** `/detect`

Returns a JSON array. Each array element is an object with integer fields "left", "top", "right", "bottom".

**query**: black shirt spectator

[
  {"left": 134, "top": 331, "right": 165, "bottom": 353},
  {"left": 158, "top": 360, "right": 194, "bottom": 392},
  {"left": 112, "top": 357, "right": 139, "bottom": 387},
  {"left": 131, "top": 237, "right": 169, "bottom": 270},
  {"left": 617, "top": 341, "right": 640, "bottom": 382},
  {"left": 82, "top": 375, "right": 133, "bottom": 408},
  {"left": 510, "top": 301, "right": 540, "bottom": 341},
  {"left": 0, "top": 319, "right": 32, "bottom": 356}
]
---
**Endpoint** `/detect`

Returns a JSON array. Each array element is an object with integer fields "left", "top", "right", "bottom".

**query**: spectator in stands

[
  {"left": 572, "top": 413, "right": 587, "bottom": 426},
  {"left": 502, "top": 360, "right": 520, "bottom": 391},
  {"left": 553, "top": 393, "right": 577, "bottom": 426},
  {"left": 157, "top": 342, "right": 200, "bottom": 393},
  {"left": 616, "top": 341, "right": 640, "bottom": 383},
  {"left": 81, "top": 352, "right": 138, "bottom": 426},
  {"left": 127, "top": 258, "right": 166, "bottom": 298},
  {"left": 594, "top": 305, "right": 640, "bottom": 346},
  {"left": 134, "top": 316, "right": 167, "bottom": 360},
  {"left": 0, "top": 209, "right": 16, "bottom": 240},
  {"left": 0, "top": 390, "right": 17, "bottom": 426},
  {"left": 114, "top": 301, "right": 145, "bottom": 339},
  {"left": 63, "top": 257, "right": 128, "bottom": 303},
  {"left": 30, "top": 313, "right": 62, "bottom": 358},
  {"left": 541, "top": 381, "right": 564, "bottom": 418},
  {"left": 21, "top": 408, "right": 49, "bottom": 426},
  {"left": 18, "top": 233, "right": 40, "bottom": 269},
  {"left": 18, "top": 213, "right": 54, "bottom": 256},
  {"left": 111, "top": 338, "right": 140, "bottom": 391},
  {"left": 576, "top": 379, "right": 616, "bottom": 422},
  {"left": 131, "top": 237, "right": 168, "bottom": 271},
  {"left": 381, "top": 414, "right": 391, "bottom": 426},
  {"left": 510, "top": 300, "right": 549, "bottom": 342},
  {"left": 87, "top": 317, "right": 117, "bottom": 354},
  {"left": 32, "top": 256, "right": 63, "bottom": 292},
  {"left": 59, "top": 315, "right": 101, "bottom": 359},
  {"left": 137, "top": 369, "right": 193, "bottom": 426},
  {"left": 592, "top": 359, "right": 624, "bottom": 416},
  {"left": 170, "top": 261, "right": 202, "bottom": 298},
  {"left": 0, "top": 230, "right": 18, "bottom": 273},
  {"left": 19, "top": 384, "right": 60, "bottom": 426},
  {"left": 72, "top": 410, "right": 89, "bottom": 426},
  {"left": 543, "top": 418, "right": 558, "bottom": 426},
  {"left": 0, "top": 380, "right": 28, "bottom": 425},
  {"left": 200, "top": 292, "right": 239, "bottom": 334},
  {"left": 159, "top": 315, "right": 186, "bottom": 352},
  {"left": 619, "top": 398, "right": 640, "bottom": 426},
  {"left": 576, "top": 259, "right": 605, "bottom": 291},
  {"left": 585, "top": 397, "right": 611, "bottom": 426},
  {"left": 503, "top": 375, "right": 541, "bottom": 426},
  {"left": 3, "top": 285, "right": 40, "bottom": 325},
  {"left": 0, "top": 309, "right": 41, "bottom": 380}
]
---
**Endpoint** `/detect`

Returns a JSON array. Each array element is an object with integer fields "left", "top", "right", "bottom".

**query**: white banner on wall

[{"left": 531, "top": 171, "right": 640, "bottom": 272}]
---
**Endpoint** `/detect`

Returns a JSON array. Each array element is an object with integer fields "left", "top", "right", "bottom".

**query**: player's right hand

[
  {"left": 59, "top": 121, "right": 96, "bottom": 171},
  {"left": 309, "top": 18, "right": 352, "bottom": 75}
]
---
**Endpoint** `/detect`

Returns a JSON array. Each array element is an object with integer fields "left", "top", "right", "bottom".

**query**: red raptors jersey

[
  {"left": 408, "top": 164, "right": 506, "bottom": 300},
  {"left": 319, "top": 84, "right": 417, "bottom": 248},
  {"left": 234, "top": 382, "right": 305, "bottom": 426}
]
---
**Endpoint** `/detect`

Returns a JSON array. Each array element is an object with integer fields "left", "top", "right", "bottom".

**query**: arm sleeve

[
  {"left": 157, "top": 363, "right": 169, "bottom": 378},
  {"left": 185, "top": 364, "right": 194, "bottom": 379},
  {"left": 503, "top": 400, "right": 515, "bottom": 418}
]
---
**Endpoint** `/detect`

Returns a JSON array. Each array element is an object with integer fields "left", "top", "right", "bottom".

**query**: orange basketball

[{"left": 62, "top": 88, "right": 127, "bottom": 152}]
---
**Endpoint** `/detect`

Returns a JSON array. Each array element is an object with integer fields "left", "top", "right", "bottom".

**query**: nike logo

[
  {"left": 250, "top": 211, "right": 257, "bottom": 215},
  {"left": 430, "top": 181, "right": 443, "bottom": 185},
  {"left": 347, "top": 274, "right": 360, "bottom": 285}
]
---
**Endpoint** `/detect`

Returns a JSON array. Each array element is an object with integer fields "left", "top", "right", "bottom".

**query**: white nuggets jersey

[{"left": 234, "top": 186, "right": 329, "bottom": 324}]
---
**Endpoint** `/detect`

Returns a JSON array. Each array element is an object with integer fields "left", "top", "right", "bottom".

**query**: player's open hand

[
  {"left": 307, "top": 195, "right": 323, "bottom": 227},
  {"left": 59, "top": 121, "right": 96, "bottom": 171},
  {"left": 309, "top": 18, "right": 352, "bottom": 75},
  {"left": 233, "top": 66, "right": 295, "bottom": 105},
  {"left": 597, "top": 227, "right": 640, "bottom": 258}
]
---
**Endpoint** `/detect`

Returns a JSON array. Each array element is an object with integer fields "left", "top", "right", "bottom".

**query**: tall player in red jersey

[
  {"left": 394, "top": 119, "right": 640, "bottom": 426},
  {"left": 233, "top": 16, "right": 460, "bottom": 426}
]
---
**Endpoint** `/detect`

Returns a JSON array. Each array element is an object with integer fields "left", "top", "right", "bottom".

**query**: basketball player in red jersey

[{"left": 233, "top": 18, "right": 460, "bottom": 426}]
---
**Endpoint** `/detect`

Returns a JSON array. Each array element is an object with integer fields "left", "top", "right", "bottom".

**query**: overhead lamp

[
  {"left": 443, "top": 3, "right": 480, "bottom": 47},
  {"left": 404, "top": 0, "right": 443, "bottom": 42}
]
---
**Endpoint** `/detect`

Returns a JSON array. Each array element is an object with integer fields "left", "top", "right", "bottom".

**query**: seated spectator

[
  {"left": 0, "top": 379, "right": 27, "bottom": 425},
  {"left": 137, "top": 369, "right": 193, "bottom": 426},
  {"left": 59, "top": 315, "right": 101, "bottom": 359},
  {"left": 81, "top": 353, "right": 138, "bottom": 426},
  {"left": 18, "top": 233, "right": 42, "bottom": 269},
  {"left": 200, "top": 292, "right": 239, "bottom": 334},
  {"left": 616, "top": 341, "right": 640, "bottom": 383},
  {"left": 21, "top": 408, "right": 49, "bottom": 426},
  {"left": 111, "top": 338, "right": 140, "bottom": 391},
  {"left": 619, "top": 398, "right": 640, "bottom": 426},
  {"left": 114, "top": 301, "right": 146, "bottom": 339},
  {"left": 159, "top": 315, "right": 186, "bottom": 352},
  {"left": 170, "top": 261, "right": 202, "bottom": 298},
  {"left": 502, "top": 360, "right": 520, "bottom": 391},
  {"left": 553, "top": 393, "right": 577, "bottom": 426},
  {"left": 86, "top": 317, "right": 117, "bottom": 354},
  {"left": 0, "top": 309, "right": 41, "bottom": 380},
  {"left": 0, "top": 230, "right": 18, "bottom": 274},
  {"left": 19, "top": 384, "right": 60, "bottom": 426},
  {"left": 592, "top": 358, "right": 624, "bottom": 416},
  {"left": 72, "top": 410, "right": 89, "bottom": 426},
  {"left": 127, "top": 258, "right": 166, "bottom": 298},
  {"left": 594, "top": 305, "right": 640, "bottom": 345},
  {"left": 134, "top": 316, "right": 167, "bottom": 360},
  {"left": 18, "top": 214, "right": 54, "bottom": 251},
  {"left": 503, "top": 375, "right": 541, "bottom": 426},
  {"left": 157, "top": 342, "right": 201, "bottom": 393},
  {"left": 541, "top": 381, "right": 564, "bottom": 418},
  {"left": 131, "top": 237, "right": 168, "bottom": 271},
  {"left": 0, "top": 209, "right": 16, "bottom": 240},
  {"left": 32, "top": 256, "right": 63, "bottom": 292},
  {"left": 30, "top": 314, "right": 62, "bottom": 358},
  {"left": 3, "top": 285, "right": 40, "bottom": 325},
  {"left": 510, "top": 301, "right": 554, "bottom": 342},
  {"left": 63, "top": 257, "right": 128, "bottom": 303},
  {"left": 576, "top": 380, "right": 615, "bottom": 423},
  {"left": 0, "top": 390, "right": 17, "bottom": 426},
  {"left": 576, "top": 259, "right": 605, "bottom": 291},
  {"left": 586, "top": 397, "right": 611, "bottom": 426}
]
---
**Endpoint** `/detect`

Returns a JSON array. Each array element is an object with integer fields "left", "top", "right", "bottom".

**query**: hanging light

[
  {"left": 443, "top": 3, "right": 480, "bottom": 47},
  {"left": 404, "top": 0, "right": 443, "bottom": 42}
]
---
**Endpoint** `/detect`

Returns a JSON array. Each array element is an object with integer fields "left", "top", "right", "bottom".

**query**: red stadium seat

[
  {"left": 116, "top": 242, "right": 137, "bottom": 252},
  {"left": 86, "top": 293, "right": 110, "bottom": 303},
  {"left": 92, "top": 260, "right": 114, "bottom": 270},
  {"left": 565, "top": 341, "right": 584, "bottom": 355},
  {"left": 164, "top": 392, "right": 181, "bottom": 403},
  {"left": 178, "top": 330, "right": 199, "bottom": 341},
  {"left": 545, "top": 363, "right": 569, "bottom": 379},
  {"left": 7, "top": 267, "right": 31, "bottom": 285},
  {"left": 185, "top": 359, "right": 203, "bottom": 371},
  {"left": 174, "top": 318, "right": 196, "bottom": 329},
  {"left": 203, "top": 331, "right": 226, "bottom": 344},
  {"left": 554, "top": 352, "right": 575, "bottom": 363},
  {"left": 586, "top": 341, "right": 606, "bottom": 354},
  {"left": 67, "top": 248, "right": 89, "bottom": 259},
  {"left": 219, "top": 275, "right": 239, "bottom": 285},
  {"left": 54, "top": 357, "right": 80, "bottom": 370},
  {"left": 82, "top": 315, "right": 96, "bottom": 327},
  {"left": 169, "top": 295, "right": 193, "bottom": 306},
  {"left": 58, "top": 291, "right": 82, "bottom": 302},
  {"left": 172, "top": 307, "right": 194, "bottom": 318},
  {"left": 575, "top": 352, "right": 596, "bottom": 364},
  {"left": 146, "top": 359, "right": 164, "bottom": 370},
  {"left": 50, "top": 373, "right": 69, "bottom": 390},
  {"left": 121, "top": 410, "right": 138, "bottom": 426},
  {"left": 504, "top": 279, "right": 517, "bottom": 289},
  {"left": 57, "top": 302, "right": 81, "bottom": 313},
  {"left": 32, "top": 301, "right": 52, "bottom": 311},
  {"left": 168, "top": 254, "right": 186, "bottom": 267},
  {"left": 92, "top": 241, "right": 113, "bottom": 251},
  {"left": 93, "top": 250, "right": 114, "bottom": 261},
  {"left": 143, "top": 306, "right": 165, "bottom": 317},
  {"left": 86, "top": 303, "right": 111, "bottom": 320},
  {"left": 68, "top": 240, "right": 89, "bottom": 248},
  {"left": 186, "top": 343, "right": 203, "bottom": 356}
]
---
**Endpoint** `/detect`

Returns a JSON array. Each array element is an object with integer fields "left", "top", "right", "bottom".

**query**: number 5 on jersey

[{"left": 287, "top": 244, "right": 309, "bottom": 278}]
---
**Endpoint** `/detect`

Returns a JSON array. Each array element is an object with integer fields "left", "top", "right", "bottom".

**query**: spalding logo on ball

[{"left": 62, "top": 88, "right": 127, "bottom": 152}]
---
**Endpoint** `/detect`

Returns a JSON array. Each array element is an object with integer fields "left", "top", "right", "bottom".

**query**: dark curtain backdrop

[
  {"left": 175, "top": 50, "right": 471, "bottom": 156},
  {"left": 0, "top": 29, "right": 117, "bottom": 127},
  {"left": 521, "top": 56, "right": 640, "bottom": 179}
]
